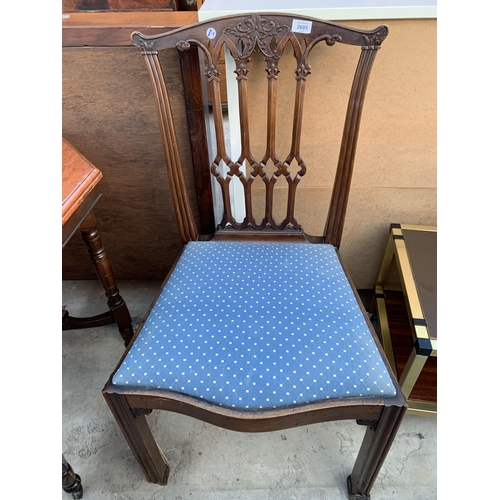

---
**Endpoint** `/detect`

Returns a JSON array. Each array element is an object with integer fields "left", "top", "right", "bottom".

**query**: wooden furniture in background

[
  {"left": 374, "top": 223, "right": 437, "bottom": 416},
  {"left": 62, "top": 10, "right": 197, "bottom": 46},
  {"left": 62, "top": 0, "right": 179, "bottom": 12},
  {"left": 62, "top": 138, "right": 134, "bottom": 345},
  {"left": 62, "top": 454, "right": 83, "bottom": 499},
  {"left": 103, "top": 14, "right": 407, "bottom": 499},
  {"left": 62, "top": 10, "right": 209, "bottom": 282}
]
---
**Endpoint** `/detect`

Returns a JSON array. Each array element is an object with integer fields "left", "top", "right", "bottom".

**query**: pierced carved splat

[
  {"left": 132, "top": 14, "right": 387, "bottom": 245},
  {"left": 223, "top": 13, "right": 290, "bottom": 59}
]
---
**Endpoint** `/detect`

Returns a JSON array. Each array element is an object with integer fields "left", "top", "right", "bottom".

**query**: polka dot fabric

[{"left": 112, "top": 241, "right": 397, "bottom": 409}]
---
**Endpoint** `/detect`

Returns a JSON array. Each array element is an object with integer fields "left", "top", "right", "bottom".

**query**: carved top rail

[{"left": 131, "top": 13, "right": 388, "bottom": 246}]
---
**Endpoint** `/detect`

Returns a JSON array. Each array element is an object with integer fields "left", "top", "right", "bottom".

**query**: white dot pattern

[{"left": 112, "top": 241, "right": 397, "bottom": 409}]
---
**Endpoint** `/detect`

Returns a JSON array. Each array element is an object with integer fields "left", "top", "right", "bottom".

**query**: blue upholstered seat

[{"left": 113, "top": 241, "right": 396, "bottom": 409}]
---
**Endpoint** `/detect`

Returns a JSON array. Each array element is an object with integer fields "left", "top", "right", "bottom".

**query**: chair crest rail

[{"left": 132, "top": 13, "right": 387, "bottom": 245}]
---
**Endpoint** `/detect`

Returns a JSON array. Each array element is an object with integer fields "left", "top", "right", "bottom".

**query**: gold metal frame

[{"left": 375, "top": 224, "right": 437, "bottom": 416}]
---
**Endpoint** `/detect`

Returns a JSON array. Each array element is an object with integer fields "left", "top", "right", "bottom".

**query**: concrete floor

[{"left": 62, "top": 279, "right": 437, "bottom": 500}]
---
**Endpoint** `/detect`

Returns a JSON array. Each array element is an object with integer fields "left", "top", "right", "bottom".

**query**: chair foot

[
  {"left": 347, "top": 475, "right": 370, "bottom": 500},
  {"left": 62, "top": 456, "right": 83, "bottom": 499}
]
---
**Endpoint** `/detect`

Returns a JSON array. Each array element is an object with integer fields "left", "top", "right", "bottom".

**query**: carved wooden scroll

[{"left": 132, "top": 14, "right": 387, "bottom": 246}]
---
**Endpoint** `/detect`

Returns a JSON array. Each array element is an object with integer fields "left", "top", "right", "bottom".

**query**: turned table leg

[
  {"left": 62, "top": 455, "right": 83, "bottom": 499},
  {"left": 78, "top": 210, "right": 134, "bottom": 345}
]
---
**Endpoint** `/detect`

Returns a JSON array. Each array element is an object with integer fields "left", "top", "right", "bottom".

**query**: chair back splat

[
  {"left": 132, "top": 13, "right": 387, "bottom": 246},
  {"left": 103, "top": 13, "right": 407, "bottom": 500}
]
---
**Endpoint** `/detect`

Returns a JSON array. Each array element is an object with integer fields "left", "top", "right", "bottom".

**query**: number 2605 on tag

[{"left": 291, "top": 19, "right": 312, "bottom": 34}]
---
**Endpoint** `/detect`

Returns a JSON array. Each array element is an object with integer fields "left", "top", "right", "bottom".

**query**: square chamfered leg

[
  {"left": 348, "top": 405, "right": 406, "bottom": 499},
  {"left": 103, "top": 389, "right": 170, "bottom": 485}
]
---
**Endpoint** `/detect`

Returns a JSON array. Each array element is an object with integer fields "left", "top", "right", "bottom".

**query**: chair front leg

[
  {"left": 103, "top": 391, "right": 170, "bottom": 484},
  {"left": 348, "top": 405, "right": 406, "bottom": 499}
]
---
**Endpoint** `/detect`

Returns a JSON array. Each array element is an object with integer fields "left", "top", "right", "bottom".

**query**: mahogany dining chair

[{"left": 103, "top": 13, "right": 407, "bottom": 499}]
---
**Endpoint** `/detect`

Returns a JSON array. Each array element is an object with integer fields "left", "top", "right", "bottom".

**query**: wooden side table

[
  {"left": 62, "top": 137, "right": 133, "bottom": 345},
  {"left": 373, "top": 223, "right": 437, "bottom": 416}
]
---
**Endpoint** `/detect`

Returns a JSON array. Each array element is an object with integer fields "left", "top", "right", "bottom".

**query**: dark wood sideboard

[{"left": 62, "top": 9, "right": 214, "bottom": 280}]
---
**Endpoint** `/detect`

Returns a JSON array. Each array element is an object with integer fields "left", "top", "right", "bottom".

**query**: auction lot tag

[{"left": 291, "top": 19, "right": 312, "bottom": 34}]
